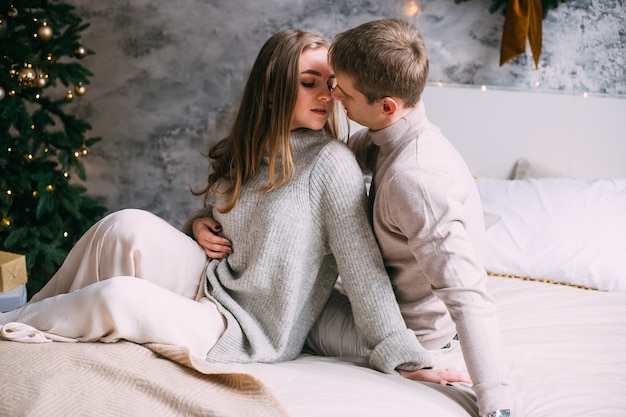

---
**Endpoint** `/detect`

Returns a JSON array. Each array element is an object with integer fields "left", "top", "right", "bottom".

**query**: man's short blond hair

[{"left": 329, "top": 18, "right": 429, "bottom": 107}]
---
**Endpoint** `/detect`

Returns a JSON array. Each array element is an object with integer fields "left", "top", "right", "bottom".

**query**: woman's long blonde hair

[{"left": 194, "top": 30, "right": 340, "bottom": 213}]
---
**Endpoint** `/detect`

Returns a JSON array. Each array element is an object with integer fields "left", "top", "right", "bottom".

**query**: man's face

[{"left": 330, "top": 73, "right": 386, "bottom": 130}]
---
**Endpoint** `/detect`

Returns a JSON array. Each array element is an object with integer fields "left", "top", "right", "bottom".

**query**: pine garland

[{"left": 0, "top": 0, "right": 106, "bottom": 297}]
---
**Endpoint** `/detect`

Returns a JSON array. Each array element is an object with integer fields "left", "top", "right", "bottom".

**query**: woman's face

[{"left": 290, "top": 47, "right": 335, "bottom": 132}]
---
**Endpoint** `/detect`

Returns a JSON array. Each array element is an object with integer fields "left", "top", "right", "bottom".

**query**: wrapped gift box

[{"left": 0, "top": 251, "right": 28, "bottom": 292}]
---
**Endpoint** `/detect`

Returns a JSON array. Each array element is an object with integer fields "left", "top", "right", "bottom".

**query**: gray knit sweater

[{"left": 183, "top": 129, "right": 431, "bottom": 373}]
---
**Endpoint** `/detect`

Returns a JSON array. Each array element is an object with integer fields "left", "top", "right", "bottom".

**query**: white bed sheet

[{"left": 235, "top": 277, "right": 626, "bottom": 417}]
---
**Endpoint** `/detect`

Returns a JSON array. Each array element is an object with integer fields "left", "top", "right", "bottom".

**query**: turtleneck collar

[
  {"left": 368, "top": 102, "right": 428, "bottom": 156},
  {"left": 261, "top": 128, "right": 330, "bottom": 165},
  {"left": 289, "top": 128, "right": 328, "bottom": 152}
]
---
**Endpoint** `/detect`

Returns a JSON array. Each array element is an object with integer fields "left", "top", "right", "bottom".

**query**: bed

[{"left": 2, "top": 86, "right": 625, "bottom": 417}]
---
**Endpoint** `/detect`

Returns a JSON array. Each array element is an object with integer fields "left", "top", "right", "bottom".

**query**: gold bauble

[
  {"left": 18, "top": 67, "right": 37, "bottom": 83},
  {"left": 36, "top": 76, "right": 47, "bottom": 88},
  {"left": 73, "top": 45, "right": 87, "bottom": 59},
  {"left": 74, "top": 84, "right": 86, "bottom": 96},
  {"left": 37, "top": 24, "right": 53, "bottom": 41},
  {"left": 66, "top": 90, "right": 73, "bottom": 100}
]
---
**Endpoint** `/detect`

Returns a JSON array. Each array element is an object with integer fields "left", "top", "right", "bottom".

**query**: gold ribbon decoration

[{"left": 500, "top": 0, "right": 543, "bottom": 67}]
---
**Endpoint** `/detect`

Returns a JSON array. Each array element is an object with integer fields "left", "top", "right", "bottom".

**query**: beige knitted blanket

[{"left": 0, "top": 340, "right": 287, "bottom": 417}]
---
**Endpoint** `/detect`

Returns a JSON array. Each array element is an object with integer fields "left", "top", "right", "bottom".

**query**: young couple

[{"left": 0, "top": 19, "right": 511, "bottom": 417}]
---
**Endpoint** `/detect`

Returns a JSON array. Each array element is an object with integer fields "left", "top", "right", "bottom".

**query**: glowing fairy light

[{"left": 404, "top": 1, "right": 420, "bottom": 17}]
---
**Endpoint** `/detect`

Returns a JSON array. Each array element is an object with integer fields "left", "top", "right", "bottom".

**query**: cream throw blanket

[{"left": 0, "top": 338, "right": 287, "bottom": 417}]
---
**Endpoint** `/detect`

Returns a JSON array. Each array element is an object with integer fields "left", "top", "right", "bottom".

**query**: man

[{"left": 308, "top": 19, "right": 512, "bottom": 417}]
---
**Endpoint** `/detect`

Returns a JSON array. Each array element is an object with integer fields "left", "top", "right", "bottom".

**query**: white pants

[
  {"left": 0, "top": 209, "right": 226, "bottom": 358},
  {"left": 307, "top": 289, "right": 467, "bottom": 369},
  {"left": 306, "top": 289, "right": 475, "bottom": 400}
]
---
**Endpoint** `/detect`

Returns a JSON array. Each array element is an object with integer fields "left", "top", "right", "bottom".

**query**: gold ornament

[
  {"left": 37, "top": 23, "right": 53, "bottom": 41},
  {"left": 0, "top": 86, "right": 5, "bottom": 101},
  {"left": 73, "top": 45, "right": 87, "bottom": 59},
  {"left": 36, "top": 75, "right": 47, "bottom": 88},
  {"left": 66, "top": 90, "right": 73, "bottom": 100},
  {"left": 74, "top": 83, "right": 86, "bottom": 96},
  {"left": 18, "top": 67, "right": 37, "bottom": 85}
]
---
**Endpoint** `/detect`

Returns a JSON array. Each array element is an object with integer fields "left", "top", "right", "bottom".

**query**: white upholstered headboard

[{"left": 419, "top": 85, "right": 626, "bottom": 180}]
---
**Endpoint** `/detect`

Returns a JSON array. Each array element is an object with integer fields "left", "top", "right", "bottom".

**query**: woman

[{"left": 0, "top": 29, "right": 455, "bottom": 377}]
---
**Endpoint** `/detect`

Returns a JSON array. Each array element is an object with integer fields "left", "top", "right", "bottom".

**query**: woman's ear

[{"left": 381, "top": 97, "right": 398, "bottom": 115}]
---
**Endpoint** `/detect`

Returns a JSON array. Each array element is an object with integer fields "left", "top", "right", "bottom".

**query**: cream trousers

[{"left": 0, "top": 209, "right": 225, "bottom": 358}]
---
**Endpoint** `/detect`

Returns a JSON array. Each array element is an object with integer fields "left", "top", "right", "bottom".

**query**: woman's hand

[
  {"left": 192, "top": 217, "right": 232, "bottom": 259},
  {"left": 398, "top": 368, "right": 472, "bottom": 386}
]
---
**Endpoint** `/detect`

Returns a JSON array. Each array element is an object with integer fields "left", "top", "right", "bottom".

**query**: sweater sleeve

[
  {"left": 384, "top": 166, "right": 511, "bottom": 413},
  {"left": 310, "top": 141, "right": 432, "bottom": 374}
]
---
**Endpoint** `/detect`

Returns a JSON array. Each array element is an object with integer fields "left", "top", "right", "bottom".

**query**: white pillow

[{"left": 477, "top": 178, "right": 626, "bottom": 291}]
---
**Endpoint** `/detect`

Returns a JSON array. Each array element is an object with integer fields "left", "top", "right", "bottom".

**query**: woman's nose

[
  {"left": 319, "top": 86, "right": 332, "bottom": 101},
  {"left": 330, "top": 88, "right": 343, "bottom": 101}
]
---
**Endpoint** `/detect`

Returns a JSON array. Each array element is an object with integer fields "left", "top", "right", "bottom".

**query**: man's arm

[{"left": 386, "top": 168, "right": 511, "bottom": 414}]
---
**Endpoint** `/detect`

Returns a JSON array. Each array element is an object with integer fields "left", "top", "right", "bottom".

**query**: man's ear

[{"left": 381, "top": 97, "right": 399, "bottom": 115}]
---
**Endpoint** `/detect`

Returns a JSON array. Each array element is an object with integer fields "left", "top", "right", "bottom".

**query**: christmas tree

[{"left": 0, "top": 0, "right": 106, "bottom": 297}]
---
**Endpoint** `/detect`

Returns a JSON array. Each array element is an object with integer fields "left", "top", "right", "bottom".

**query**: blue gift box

[{"left": 0, "top": 283, "right": 27, "bottom": 312}]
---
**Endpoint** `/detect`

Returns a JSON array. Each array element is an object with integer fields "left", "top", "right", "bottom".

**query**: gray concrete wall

[{"left": 66, "top": 0, "right": 624, "bottom": 226}]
